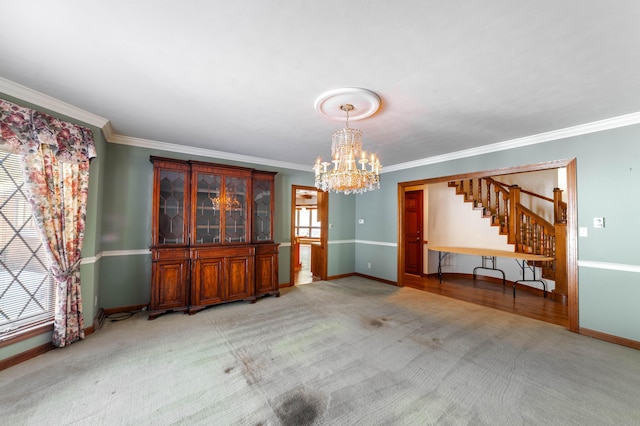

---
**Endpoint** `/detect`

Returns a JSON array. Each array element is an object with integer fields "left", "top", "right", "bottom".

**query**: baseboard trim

[
  {"left": 327, "top": 272, "right": 356, "bottom": 280},
  {"left": 579, "top": 327, "right": 640, "bottom": 351},
  {"left": 0, "top": 310, "right": 105, "bottom": 371},
  {"left": 0, "top": 342, "right": 55, "bottom": 371},
  {"left": 103, "top": 304, "right": 148, "bottom": 315},
  {"left": 353, "top": 272, "right": 398, "bottom": 286}
]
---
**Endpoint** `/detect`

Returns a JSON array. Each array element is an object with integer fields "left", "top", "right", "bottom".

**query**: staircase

[{"left": 448, "top": 177, "right": 568, "bottom": 297}]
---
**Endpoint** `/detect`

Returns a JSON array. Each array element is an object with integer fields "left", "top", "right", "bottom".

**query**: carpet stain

[
  {"left": 224, "top": 367, "right": 234, "bottom": 374},
  {"left": 367, "top": 316, "right": 389, "bottom": 328},
  {"left": 370, "top": 319, "right": 384, "bottom": 328},
  {"left": 274, "top": 390, "right": 324, "bottom": 426},
  {"left": 410, "top": 335, "right": 444, "bottom": 349},
  {"left": 236, "top": 350, "right": 264, "bottom": 385}
]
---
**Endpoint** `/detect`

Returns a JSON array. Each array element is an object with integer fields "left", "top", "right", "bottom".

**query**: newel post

[
  {"left": 553, "top": 188, "right": 566, "bottom": 223},
  {"left": 508, "top": 185, "right": 520, "bottom": 245}
]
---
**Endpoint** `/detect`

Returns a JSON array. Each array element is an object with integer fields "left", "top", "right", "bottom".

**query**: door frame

[
  {"left": 397, "top": 158, "right": 578, "bottom": 332},
  {"left": 290, "top": 185, "right": 329, "bottom": 285}
]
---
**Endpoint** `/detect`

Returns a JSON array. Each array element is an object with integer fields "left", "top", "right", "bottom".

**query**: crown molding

[
  {"left": 108, "top": 133, "right": 310, "bottom": 171},
  {"left": 383, "top": 111, "right": 640, "bottom": 173},
  {"left": 0, "top": 76, "right": 110, "bottom": 129},
  {"left": 4, "top": 75, "right": 640, "bottom": 174},
  {"left": 102, "top": 121, "right": 116, "bottom": 141}
]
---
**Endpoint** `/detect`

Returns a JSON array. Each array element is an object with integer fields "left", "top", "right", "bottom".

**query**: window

[
  {"left": 295, "top": 206, "right": 321, "bottom": 238},
  {"left": 0, "top": 150, "right": 54, "bottom": 338}
]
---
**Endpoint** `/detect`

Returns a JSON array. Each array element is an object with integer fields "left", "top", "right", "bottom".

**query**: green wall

[
  {"left": 354, "top": 124, "right": 640, "bottom": 342},
  {"left": 4, "top": 89, "right": 640, "bottom": 362},
  {"left": 98, "top": 143, "right": 356, "bottom": 308}
]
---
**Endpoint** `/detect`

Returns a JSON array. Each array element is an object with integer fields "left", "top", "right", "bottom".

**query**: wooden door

[
  {"left": 255, "top": 243, "right": 280, "bottom": 297},
  {"left": 191, "top": 257, "right": 225, "bottom": 308},
  {"left": 227, "top": 255, "right": 254, "bottom": 300},
  {"left": 153, "top": 260, "right": 189, "bottom": 309},
  {"left": 404, "top": 190, "right": 423, "bottom": 275},
  {"left": 150, "top": 255, "right": 190, "bottom": 319}
]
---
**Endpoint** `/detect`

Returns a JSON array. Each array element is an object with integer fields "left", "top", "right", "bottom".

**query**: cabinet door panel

[
  {"left": 153, "top": 260, "right": 188, "bottom": 310},
  {"left": 224, "top": 176, "right": 249, "bottom": 243},
  {"left": 192, "top": 258, "right": 225, "bottom": 306},
  {"left": 193, "top": 172, "right": 222, "bottom": 244},
  {"left": 252, "top": 172, "right": 276, "bottom": 243},
  {"left": 255, "top": 254, "right": 276, "bottom": 294},
  {"left": 227, "top": 256, "right": 254, "bottom": 300},
  {"left": 151, "top": 159, "right": 190, "bottom": 247}
]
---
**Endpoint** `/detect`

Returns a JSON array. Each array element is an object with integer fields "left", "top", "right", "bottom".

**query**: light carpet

[{"left": 2, "top": 276, "right": 639, "bottom": 425}]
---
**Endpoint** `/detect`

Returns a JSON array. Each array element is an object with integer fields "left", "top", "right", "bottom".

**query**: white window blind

[{"left": 0, "top": 150, "right": 54, "bottom": 338}]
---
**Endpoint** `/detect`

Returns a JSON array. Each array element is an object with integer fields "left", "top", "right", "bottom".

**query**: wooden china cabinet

[{"left": 149, "top": 157, "right": 279, "bottom": 319}]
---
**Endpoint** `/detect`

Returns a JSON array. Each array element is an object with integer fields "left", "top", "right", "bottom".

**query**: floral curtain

[{"left": 1, "top": 98, "right": 96, "bottom": 347}]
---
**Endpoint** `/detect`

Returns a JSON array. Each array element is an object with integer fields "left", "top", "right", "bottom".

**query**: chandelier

[{"left": 313, "top": 103, "right": 381, "bottom": 194}]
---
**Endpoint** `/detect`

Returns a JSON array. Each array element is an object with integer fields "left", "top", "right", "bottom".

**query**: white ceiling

[{"left": 3, "top": 1, "right": 640, "bottom": 171}]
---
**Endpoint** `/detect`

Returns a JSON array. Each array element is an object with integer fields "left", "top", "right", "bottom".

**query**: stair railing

[{"left": 449, "top": 178, "right": 567, "bottom": 290}]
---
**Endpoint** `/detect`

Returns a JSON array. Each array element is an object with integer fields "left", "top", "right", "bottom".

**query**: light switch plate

[
  {"left": 593, "top": 217, "right": 604, "bottom": 228},
  {"left": 579, "top": 227, "right": 588, "bottom": 237}
]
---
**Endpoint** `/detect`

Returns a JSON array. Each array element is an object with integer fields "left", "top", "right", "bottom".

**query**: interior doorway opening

[
  {"left": 397, "top": 159, "right": 578, "bottom": 332},
  {"left": 290, "top": 185, "right": 328, "bottom": 285}
]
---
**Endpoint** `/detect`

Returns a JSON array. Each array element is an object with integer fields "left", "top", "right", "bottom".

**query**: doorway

[
  {"left": 397, "top": 159, "right": 578, "bottom": 332},
  {"left": 290, "top": 185, "right": 328, "bottom": 285}
]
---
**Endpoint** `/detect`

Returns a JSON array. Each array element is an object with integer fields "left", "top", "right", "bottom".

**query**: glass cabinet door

[
  {"left": 194, "top": 171, "right": 222, "bottom": 244},
  {"left": 191, "top": 164, "right": 250, "bottom": 245},
  {"left": 156, "top": 167, "right": 189, "bottom": 245},
  {"left": 252, "top": 172, "right": 275, "bottom": 242},
  {"left": 224, "top": 176, "right": 248, "bottom": 243}
]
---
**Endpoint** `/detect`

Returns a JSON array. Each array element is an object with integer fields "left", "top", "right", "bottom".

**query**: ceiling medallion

[{"left": 313, "top": 88, "right": 382, "bottom": 195}]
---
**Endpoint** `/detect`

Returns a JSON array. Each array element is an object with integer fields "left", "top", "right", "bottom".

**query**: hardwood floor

[
  {"left": 404, "top": 273, "right": 568, "bottom": 327},
  {"left": 294, "top": 244, "right": 313, "bottom": 285}
]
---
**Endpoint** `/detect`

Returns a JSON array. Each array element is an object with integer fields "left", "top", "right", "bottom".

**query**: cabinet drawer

[
  {"left": 151, "top": 248, "right": 190, "bottom": 261},
  {"left": 255, "top": 243, "right": 279, "bottom": 255},
  {"left": 191, "top": 245, "right": 255, "bottom": 259}
]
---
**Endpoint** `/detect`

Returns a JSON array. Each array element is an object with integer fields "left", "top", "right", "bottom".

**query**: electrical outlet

[
  {"left": 579, "top": 227, "right": 588, "bottom": 237},
  {"left": 367, "top": 262, "right": 371, "bottom": 269}
]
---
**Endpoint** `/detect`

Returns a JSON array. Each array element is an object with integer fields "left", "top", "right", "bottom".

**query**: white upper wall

[
  {"left": 428, "top": 182, "right": 513, "bottom": 250},
  {"left": 494, "top": 168, "right": 563, "bottom": 223}
]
